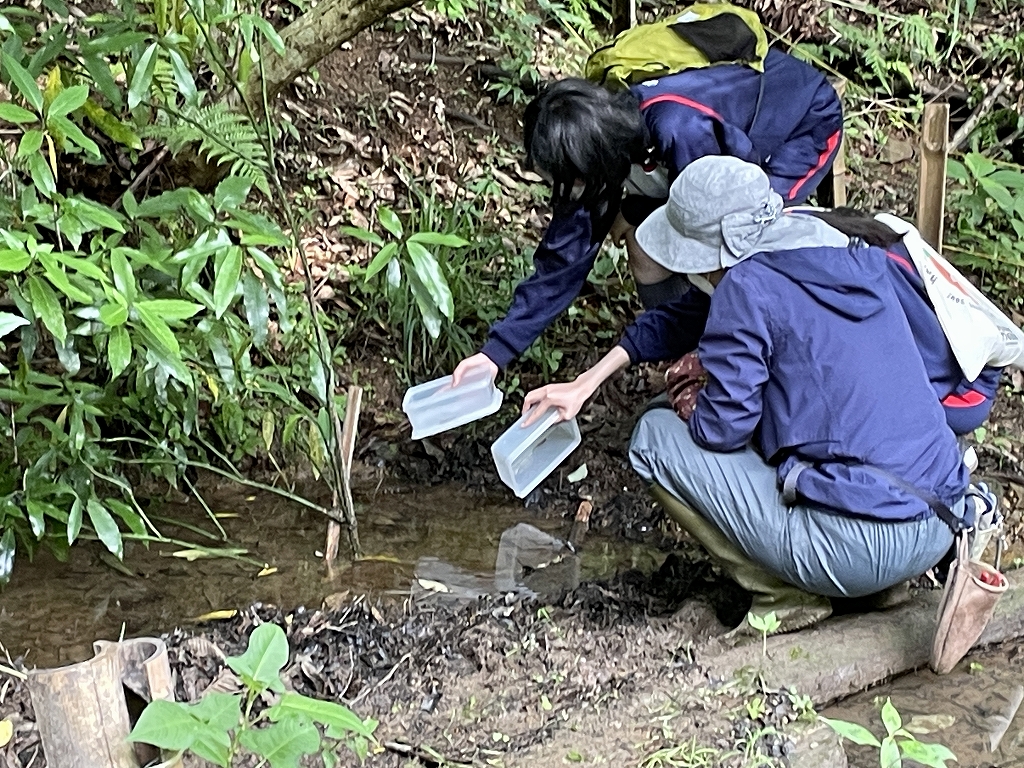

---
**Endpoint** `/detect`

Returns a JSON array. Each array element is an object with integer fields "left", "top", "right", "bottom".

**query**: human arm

[
  {"left": 618, "top": 287, "right": 711, "bottom": 364},
  {"left": 942, "top": 366, "right": 1002, "bottom": 436},
  {"left": 521, "top": 346, "right": 631, "bottom": 425},
  {"left": 688, "top": 270, "right": 772, "bottom": 451}
]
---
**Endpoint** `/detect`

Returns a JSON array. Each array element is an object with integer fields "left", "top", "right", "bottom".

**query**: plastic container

[
  {"left": 491, "top": 409, "right": 582, "bottom": 498},
  {"left": 402, "top": 369, "right": 503, "bottom": 439}
]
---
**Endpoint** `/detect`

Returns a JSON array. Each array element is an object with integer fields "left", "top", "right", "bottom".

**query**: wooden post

[
  {"left": 611, "top": 0, "right": 635, "bottom": 36},
  {"left": 325, "top": 385, "right": 362, "bottom": 566},
  {"left": 917, "top": 102, "right": 950, "bottom": 253}
]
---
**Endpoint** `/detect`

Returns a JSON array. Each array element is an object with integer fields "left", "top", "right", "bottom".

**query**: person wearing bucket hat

[
  {"left": 449, "top": 9, "right": 843, "bottom": 391},
  {"left": 523, "top": 156, "right": 973, "bottom": 633}
]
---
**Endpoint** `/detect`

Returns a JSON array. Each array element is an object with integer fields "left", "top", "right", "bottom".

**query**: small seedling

[
  {"left": 747, "top": 611, "right": 781, "bottom": 658},
  {"left": 821, "top": 697, "right": 957, "bottom": 768}
]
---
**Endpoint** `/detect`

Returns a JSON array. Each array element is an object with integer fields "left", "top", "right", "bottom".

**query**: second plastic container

[
  {"left": 491, "top": 409, "right": 582, "bottom": 498},
  {"left": 403, "top": 368, "right": 503, "bottom": 440}
]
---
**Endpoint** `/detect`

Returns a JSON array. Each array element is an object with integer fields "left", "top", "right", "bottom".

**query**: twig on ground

[
  {"left": 351, "top": 652, "right": 412, "bottom": 704},
  {"left": 113, "top": 147, "right": 170, "bottom": 210},
  {"left": 0, "top": 663, "right": 27, "bottom": 681}
]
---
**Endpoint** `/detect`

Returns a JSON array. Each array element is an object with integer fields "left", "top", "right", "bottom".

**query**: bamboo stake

[
  {"left": 917, "top": 102, "right": 950, "bottom": 253},
  {"left": 325, "top": 385, "right": 362, "bottom": 565}
]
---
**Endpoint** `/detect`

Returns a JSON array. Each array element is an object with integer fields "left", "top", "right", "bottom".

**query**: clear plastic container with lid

[
  {"left": 491, "top": 409, "right": 581, "bottom": 498},
  {"left": 402, "top": 369, "right": 503, "bottom": 440}
]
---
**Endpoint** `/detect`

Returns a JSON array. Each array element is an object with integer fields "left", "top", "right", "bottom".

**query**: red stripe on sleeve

[
  {"left": 786, "top": 130, "right": 842, "bottom": 201},
  {"left": 639, "top": 94, "right": 724, "bottom": 122},
  {"left": 942, "top": 390, "right": 988, "bottom": 408}
]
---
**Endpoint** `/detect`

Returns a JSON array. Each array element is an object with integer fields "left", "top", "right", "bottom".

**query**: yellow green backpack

[{"left": 584, "top": 3, "right": 769, "bottom": 91}]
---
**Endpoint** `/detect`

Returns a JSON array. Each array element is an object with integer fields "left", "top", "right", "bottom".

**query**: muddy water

[
  {"left": 0, "top": 484, "right": 663, "bottom": 668},
  {"left": 824, "top": 643, "right": 1024, "bottom": 768}
]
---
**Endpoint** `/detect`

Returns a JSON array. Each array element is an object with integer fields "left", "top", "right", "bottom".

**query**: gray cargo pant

[{"left": 629, "top": 408, "right": 958, "bottom": 598}]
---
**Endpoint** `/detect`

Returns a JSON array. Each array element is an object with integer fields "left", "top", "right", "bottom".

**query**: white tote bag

[{"left": 875, "top": 213, "right": 1024, "bottom": 381}]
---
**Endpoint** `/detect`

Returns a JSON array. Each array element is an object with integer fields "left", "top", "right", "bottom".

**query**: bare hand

[
  {"left": 521, "top": 379, "right": 596, "bottom": 426},
  {"left": 452, "top": 353, "right": 499, "bottom": 388},
  {"left": 608, "top": 212, "right": 633, "bottom": 247}
]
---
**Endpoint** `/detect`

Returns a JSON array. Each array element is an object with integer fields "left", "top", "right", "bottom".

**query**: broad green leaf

[
  {"left": 407, "top": 232, "right": 470, "bottom": 247},
  {"left": 880, "top": 736, "right": 902, "bottom": 768},
  {"left": 376, "top": 206, "right": 403, "bottom": 238},
  {"left": 386, "top": 257, "right": 401, "bottom": 289},
  {"left": 82, "top": 100, "right": 142, "bottom": 149},
  {"left": 237, "top": 716, "right": 320, "bottom": 768},
  {"left": 105, "top": 498, "right": 145, "bottom": 537},
  {"left": 0, "top": 250, "right": 31, "bottom": 272},
  {"left": 25, "top": 500, "right": 50, "bottom": 538},
  {"left": 964, "top": 152, "right": 996, "bottom": 180},
  {"left": 268, "top": 693, "right": 377, "bottom": 738},
  {"left": 214, "top": 176, "right": 252, "bottom": 212},
  {"left": 134, "top": 303, "right": 180, "bottom": 355},
  {"left": 406, "top": 241, "right": 454, "bottom": 320},
  {"left": 364, "top": 241, "right": 398, "bottom": 281},
  {"left": 251, "top": 15, "right": 286, "bottom": 55},
  {"left": 82, "top": 56, "right": 122, "bottom": 109},
  {"left": 128, "top": 700, "right": 203, "bottom": 750},
  {"left": 27, "top": 276, "right": 66, "bottom": 342},
  {"left": 17, "top": 129, "right": 43, "bottom": 159},
  {"left": 213, "top": 246, "right": 242, "bottom": 318},
  {"left": 0, "top": 312, "right": 29, "bottom": 338},
  {"left": 262, "top": 411, "right": 275, "bottom": 451},
  {"left": 167, "top": 48, "right": 198, "bottom": 106},
  {"left": 189, "top": 692, "right": 242, "bottom": 731},
  {"left": 339, "top": 226, "right": 384, "bottom": 247},
  {"left": 40, "top": 256, "right": 93, "bottom": 304},
  {"left": 0, "top": 103, "right": 38, "bottom": 124},
  {"left": 820, "top": 717, "right": 881, "bottom": 747},
  {"left": 225, "top": 623, "right": 289, "bottom": 692},
  {"left": 58, "top": 252, "right": 113, "bottom": 281},
  {"left": 99, "top": 302, "right": 129, "bottom": 327},
  {"left": 87, "top": 498, "right": 122, "bottom": 559},
  {"left": 406, "top": 268, "right": 443, "bottom": 338},
  {"left": 979, "top": 178, "right": 1015, "bottom": 212},
  {"left": 134, "top": 299, "right": 203, "bottom": 321},
  {"left": 107, "top": 325, "right": 131, "bottom": 377},
  {"left": 897, "top": 739, "right": 957, "bottom": 768},
  {"left": 2, "top": 52, "right": 43, "bottom": 112},
  {"left": 188, "top": 726, "right": 232, "bottom": 768},
  {"left": 27, "top": 154, "right": 56, "bottom": 198},
  {"left": 50, "top": 115, "right": 101, "bottom": 158},
  {"left": 127, "top": 43, "right": 159, "bottom": 110},
  {"left": 242, "top": 271, "right": 270, "bottom": 347},
  {"left": 880, "top": 698, "right": 902, "bottom": 737},
  {"left": 67, "top": 496, "right": 83, "bottom": 545},
  {"left": 0, "top": 529, "right": 13, "bottom": 587},
  {"left": 990, "top": 169, "right": 1024, "bottom": 191},
  {"left": 47, "top": 84, "right": 89, "bottom": 118},
  {"left": 109, "top": 249, "right": 136, "bottom": 303}
]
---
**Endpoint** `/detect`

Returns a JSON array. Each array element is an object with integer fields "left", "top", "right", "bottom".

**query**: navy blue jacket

[
  {"left": 482, "top": 49, "right": 843, "bottom": 367},
  {"left": 689, "top": 243, "right": 968, "bottom": 523}
]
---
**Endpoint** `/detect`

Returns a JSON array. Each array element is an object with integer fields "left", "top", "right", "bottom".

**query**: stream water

[{"left": 0, "top": 483, "right": 664, "bottom": 668}]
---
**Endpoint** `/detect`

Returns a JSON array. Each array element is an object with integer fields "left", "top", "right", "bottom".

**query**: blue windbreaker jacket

[
  {"left": 481, "top": 49, "right": 843, "bottom": 368},
  {"left": 689, "top": 243, "right": 969, "bottom": 522}
]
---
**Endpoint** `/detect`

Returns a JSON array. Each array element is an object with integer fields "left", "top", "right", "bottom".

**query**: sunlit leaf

[
  {"left": 127, "top": 43, "right": 159, "bottom": 110},
  {"left": 50, "top": 115, "right": 101, "bottom": 158},
  {"left": 268, "top": 693, "right": 377, "bottom": 738},
  {"left": 881, "top": 698, "right": 902, "bottom": 737},
  {"left": 82, "top": 100, "right": 143, "bottom": 149},
  {"left": 105, "top": 498, "right": 145, "bottom": 537},
  {"left": 27, "top": 275, "right": 66, "bottom": 342},
  {"left": 0, "top": 103, "right": 38, "bottom": 124},
  {"left": 99, "top": 302, "right": 128, "bottom": 327},
  {"left": 0, "top": 313, "right": 29, "bottom": 338},
  {"left": 67, "top": 496, "right": 83, "bottom": 545},
  {"left": 2, "top": 52, "right": 43, "bottom": 112},
  {"left": 0, "top": 528, "right": 14, "bottom": 587},
  {"left": 376, "top": 206, "right": 403, "bottom": 238},
  {"left": 167, "top": 47, "right": 198, "bottom": 106},
  {"left": 129, "top": 700, "right": 207, "bottom": 750},
  {"left": 237, "top": 716, "right": 320, "bottom": 768},
  {"left": 364, "top": 241, "right": 398, "bottom": 281},
  {"left": 213, "top": 246, "right": 242, "bottom": 318},
  {"left": 189, "top": 692, "right": 242, "bottom": 732},
  {"left": 134, "top": 302, "right": 180, "bottom": 355},
  {"left": 406, "top": 241, "right": 454, "bottom": 320},
  {"left": 17, "top": 129, "right": 43, "bottom": 159},
  {"left": 47, "top": 84, "right": 89, "bottom": 118},
  {"left": 107, "top": 325, "right": 131, "bottom": 378},
  {"left": 242, "top": 271, "right": 269, "bottom": 347},
  {"left": 820, "top": 717, "right": 881, "bottom": 747},
  {"left": 214, "top": 176, "right": 252, "bottom": 212},
  {"left": 87, "top": 498, "right": 122, "bottom": 559},
  {"left": 407, "top": 232, "right": 469, "bottom": 247},
  {"left": 880, "top": 736, "right": 902, "bottom": 768},
  {"left": 897, "top": 738, "right": 957, "bottom": 768},
  {"left": 225, "top": 622, "right": 289, "bottom": 693},
  {"left": 134, "top": 299, "right": 203, "bottom": 321},
  {"left": 109, "top": 249, "right": 137, "bottom": 303}
]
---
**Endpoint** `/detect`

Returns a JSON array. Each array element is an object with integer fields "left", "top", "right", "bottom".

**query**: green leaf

[
  {"left": 0, "top": 528, "right": 14, "bottom": 588},
  {"left": 128, "top": 700, "right": 204, "bottom": 750},
  {"left": 214, "top": 176, "right": 253, "bottom": 212},
  {"left": 17, "top": 129, "right": 43, "bottom": 159},
  {"left": 897, "top": 739, "right": 957, "bottom": 768},
  {"left": 406, "top": 267, "right": 443, "bottom": 338},
  {"left": 99, "top": 302, "right": 128, "bottom": 327},
  {"left": 105, "top": 498, "right": 145, "bottom": 537},
  {"left": 82, "top": 55, "right": 122, "bottom": 109},
  {"left": 127, "top": 43, "right": 159, "bottom": 110},
  {"left": 189, "top": 692, "right": 242, "bottom": 731},
  {"left": 964, "top": 152, "right": 996, "bottom": 180},
  {"left": 0, "top": 250, "right": 31, "bottom": 272},
  {"left": 107, "top": 325, "right": 131, "bottom": 377},
  {"left": 364, "top": 241, "right": 399, "bottom": 281},
  {"left": 50, "top": 115, "right": 101, "bottom": 157},
  {"left": 109, "top": 249, "right": 137, "bottom": 303},
  {"left": 40, "top": 256, "right": 93, "bottom": 304},
  {"left": 134, "top": 303, "right": 180, "bottom": 356},
  {"left": 67, "top": 497, "right": 83, "bottom": 545},
  {"left": 339, "top": 226, "right": 384, "bottom": 246},
  {"left": 134, "top": 299, "right": 203, "bottom": 321},
  {"left": 213, "top": 246, "right": 242, "bottom": 318},
  {"left": 225, "top": 623, "right": 289, "bottom": 692},
  {"left": 237, "top": 716, "right": 320, "bottom": 768},
  {"left": 242, "top": 271, "right": 270, "bottom": 347},
  {"left": 82, "top": 100, "right": 142, "bottom": 149},
  {"left": 377, "top": 206, "right": 403, "bottom": 238},
  {"left": 87, "top": 498, "right": 122, "bottom": 559},
  {"left": 47, "top": 84, "right": 89, "bottom": 118},
  {"left": 0, "top": 103, "right": 38, "bottom": 124},
  {"left": 820, "top": 717, "right": 881, "bottom": 747},
  {"left": 167, "top": 48, "right": 198, "bottom": 106},
  {"left": 880, "top": 698, "right": 902, "bottom": 737},
  {"left": 27, "top": 154, "right": 56, "bottom": 198},
  {"left": 25, "top": 500, "right": 50, "bottom": 538},
  {"left": 406, "top": 241, "right": 454, "bottom": 320},
  {"left": 880, "top": 736, "right": 902, "bottom": 768},
  {"left": 407, "top": 231, "right": 470, "bottom": 247},
  {"left": 979, "top": 178, "right": 1015, "bottom": 212},
  {"left": 268, "top": 693, "right": 377, "bottom": 738},
  {"left": 0, "top": 312, "right": 29, "bottom": 338},
  {"left": 27, "top": 275, "right": 66, "bottom": 343},
  {"left": 2, "top": 52, "right": 43, "bottom": 112},
  {"left": 250, "top": 15, "right": 286, "bottom": 55}
]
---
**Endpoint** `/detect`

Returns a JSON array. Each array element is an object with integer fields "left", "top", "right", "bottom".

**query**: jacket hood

[{"left": 752, "top": 215, "right": 888, "bottom": 321}]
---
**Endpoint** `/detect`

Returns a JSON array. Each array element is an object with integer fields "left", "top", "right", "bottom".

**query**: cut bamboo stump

[
  {"left": 325, "top": 385, "right": 362, "bottom": 567},
  {"left": 917, "top": 102, "right": 950, "bottom": 252},
  {"left": 707, "top": 569, "right": 1024, "bottom": 706}
]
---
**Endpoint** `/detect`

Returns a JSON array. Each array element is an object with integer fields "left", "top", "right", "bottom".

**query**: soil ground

[{"left": 4, "top": 4, "right": 1024, "bottom": 768}]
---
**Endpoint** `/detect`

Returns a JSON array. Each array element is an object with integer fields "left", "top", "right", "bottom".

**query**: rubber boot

[{"left": 652, "top": 484, "right": 832, "bottom": 634}]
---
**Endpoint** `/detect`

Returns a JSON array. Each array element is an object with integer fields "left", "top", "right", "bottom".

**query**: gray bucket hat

[{"left": 634, "top": 156, "right": 785, "bottom": 274}]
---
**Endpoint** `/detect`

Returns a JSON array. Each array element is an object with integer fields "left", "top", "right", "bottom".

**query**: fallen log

[{"left": 706, "top": 568, "right": 1024, "bottom": 706}]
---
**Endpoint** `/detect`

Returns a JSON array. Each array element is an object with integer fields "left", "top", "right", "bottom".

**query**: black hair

[
  {"left": 523, "top": 78, "right": 647, "bottom": 211},
  {"left": 806, "top": 207, "right": 903, "bottom": 248}
]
